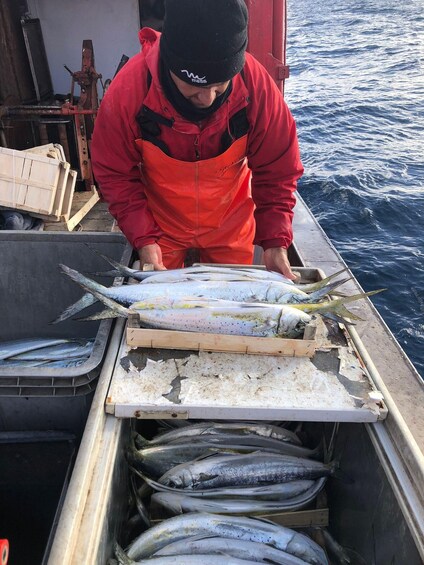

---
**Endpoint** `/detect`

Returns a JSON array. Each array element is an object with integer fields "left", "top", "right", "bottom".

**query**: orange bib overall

[{"left": 135, "top": 135, "right": 255, "bottom": 269}]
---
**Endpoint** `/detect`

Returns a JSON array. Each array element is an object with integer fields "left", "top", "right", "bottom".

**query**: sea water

[{"left": 286, "top": 0, "right": 424, "bottom": 379}]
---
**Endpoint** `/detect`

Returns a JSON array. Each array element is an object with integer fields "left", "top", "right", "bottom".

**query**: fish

[
  {"left": 170, "top": 434, "right": 322, "bottom": 458},
  {"left": 135, "top": 422, "right": 303, "bottom": 448},
  {"left": 54, "top": 264, "right": 351, "bottom": 324},
  {"left": 87, "top": 246, "right": 349, "bottom": 293},
  {"left": 129, "top": 441, "right": 319, "bottom": 478},
  {"left": 56, "top": 264, "right": 384, "bottom": 338},
  {"left": 152, "top": 536, "right": 311, "bottom": 564},
  {"left": 8, "top": 339, "right": 94, "bottom": 361},
  {"left": 151, "top": 478, "right": 326, "bottom": 515},
  {"left": 139, "top": 471, "right": 319, "bottom": 501},
  {"left": 124, "top": 512, "right": 328, "bottom": 564},
  {"left": 73, "top": 297, "right": 315, "bottom": 338},
  {"left": 0, "top": 338, "right": 71, "bottom": 360},
  {"left": 116, "top": 541, "right": 286, "bottom": 564},
  {"left": 129, "top": 473, "right": 150, "bottom": 530},
  {"left": 0, "top": 359, "right": 50, "bottom": 368},
  {"left": 158, "top": 452, "right": 337, "bottom": 490}
]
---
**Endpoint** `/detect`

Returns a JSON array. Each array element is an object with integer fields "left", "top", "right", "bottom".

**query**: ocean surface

[{"left": 285, "top": 0, "right": 424, "bottom": 379}]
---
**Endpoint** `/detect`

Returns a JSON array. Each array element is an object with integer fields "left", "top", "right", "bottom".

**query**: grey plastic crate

[{"left": 0, "top": 231, "right": 131, "bottom": 397}]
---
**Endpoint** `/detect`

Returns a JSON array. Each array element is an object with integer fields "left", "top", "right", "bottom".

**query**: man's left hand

[{"left": 263, "top": 247, "right": 299, "bottom": 281}]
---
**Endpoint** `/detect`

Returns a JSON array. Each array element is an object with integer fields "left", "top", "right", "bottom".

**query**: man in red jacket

[{"left": 91, "top": 0, "right": 303, "bottom": 278}]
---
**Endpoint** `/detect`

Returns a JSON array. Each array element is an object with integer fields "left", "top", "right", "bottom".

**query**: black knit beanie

[{"left": 160, "top": 0, "right": 248, "bottom": 86}]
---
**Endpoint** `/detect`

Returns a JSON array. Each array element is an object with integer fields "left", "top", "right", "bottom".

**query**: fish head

[{"left": 163, "top": 474, "right": 184, "bottom": 489}]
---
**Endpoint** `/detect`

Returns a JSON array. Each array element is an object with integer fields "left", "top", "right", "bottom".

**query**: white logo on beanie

[{"left": 181, "top": 69, "right": 207, "bottom": 84}]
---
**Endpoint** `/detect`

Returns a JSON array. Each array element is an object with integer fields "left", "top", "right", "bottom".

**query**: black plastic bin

[{"left": 0, "top": 231, "right": 131, "bottom": 436}]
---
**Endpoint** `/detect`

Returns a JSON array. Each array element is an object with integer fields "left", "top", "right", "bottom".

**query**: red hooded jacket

[{"left": 91, "top": 28, "right": 304, "bottom": 252}]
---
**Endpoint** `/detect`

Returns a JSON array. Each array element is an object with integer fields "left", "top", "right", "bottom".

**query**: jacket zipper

[{"left": 194, "top": 135, "right": 200, "bottom": 160}]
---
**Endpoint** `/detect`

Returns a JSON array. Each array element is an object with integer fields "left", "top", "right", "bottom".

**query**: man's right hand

[{"left": 138, "top": 243, "right": 167, "bottom": 270}]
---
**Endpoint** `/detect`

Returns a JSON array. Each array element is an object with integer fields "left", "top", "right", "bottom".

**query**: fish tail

[
  {"left": 299, "top": 267, "right": 351, "bottom": 292},
  {"left": 50, "top": 292, "right": 98, "bottom": 324},
  {"left": 59, "top": 264, "right": 129, "bottom": 318},
  {"left": 329, "top": 461, "right": 354, "bottom": 484},
  {"left": 85, "top": 244, "right": 143, "bottom": 280},
  {"left": 114, "top": 542, "right": 134, "bottom": 565},
  {"left": 305, "top": 276, "right": 352, "bottom": 302},
  {"left": 133, "top": 432, "right": 150, "bottom": 449},
  {"left": 75, "top": 309, "right": 120, "bottom": 321},
  {"left": 292, "top": 288, "right": 386, "bottom": 322},
  {"left": 88, "top": 269, "right": 122, "bottom": 277}
]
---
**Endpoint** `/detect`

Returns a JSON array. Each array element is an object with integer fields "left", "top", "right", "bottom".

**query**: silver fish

[
  {"left": 129, "top": 298, "right": 314, "bottom": 338},
  {"left": 57, "top": 264, "right": 349, "bottom": 314},
  {"left": 151, "top": 478, "right": 326, "bottom": 515},
  {"left": 56, "top": 267, "right": 384, "bottom": 335},
  {"left": 158, "top": 452, "right": 336, "bottom": 490},
  {"left": 0, "top": 359, "right": 50, "bottom": 368},
  {"left": 116, "top": 541, "right": 269, "bottom": 564},
  {"left": 168, "top": 433, "right": 321, "bottom": 459},
  {"left": 154, "top": 536, "right": 311, "bottom": 564},
  {"left": 129, "top": 441, "right": 319, "bottom": 478},
  {"left": 88, "top": 247, "right": 349, "bottom": 292},
  {"left": 137, "top": 422, "right": 302, "bottom": 447},
  {"left": 0, "top": 338, "right": 70, "bottom": 360},
  {"left": 128, "top": 441, "right": 265, "bottom": 479},
  {"left": 140, "top": 472, "right": 318, "bottom": 501},
  {"left": 125, "top": 512, "right": 328, "bottom": 564},
  {"left": 9, "top": 339, "right": 94, "bottom": 361},
  {"left": 41, "top": 357, "right": 89, "bottom": 368}
]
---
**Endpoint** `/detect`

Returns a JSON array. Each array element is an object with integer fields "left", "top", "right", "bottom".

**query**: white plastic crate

[{"left": 0, "top": 146, "right": 62, "bottom": 215}]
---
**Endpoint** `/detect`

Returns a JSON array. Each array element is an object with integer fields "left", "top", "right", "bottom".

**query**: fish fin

[
  {"left": 293, "top": 289, "right": 386, "bottom": 323},
  {"left": 60, "top": 264, "right": 130, "bottom": 318},
  {"left": 130, "top": 473, "right": 151, "bottom": 529},
  {"left": 84, "top": 244, "right": 145, "bottom": 281},
  {"left": 133, "top": 432, "right": 149, "bottom": 449},
  {"left": 75, "top": 308, "right": 119, "bottom": 321},
  {"left": 321, "top": 312, "right": 357, "bottom": 325},
  {"left": 114, "top": 542, "right": 133, "bottom": 565},
  {"left": 299, "top": 267, "right": 351, "bottom": 292},
  {"left": 330, "top": 461, "right": 354, "bottom": 484},
  {"left": 50, "top": 292, "right": 98, "bottom": 324},
  {"left": 305, "top": 277, "right": 352, "bottom": 302},
  {"left": 88, "top": 269, "right": 122, "bottom": 277}
]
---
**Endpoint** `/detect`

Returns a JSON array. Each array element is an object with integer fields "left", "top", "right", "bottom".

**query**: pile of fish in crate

[
  {"left": 0, "top": 338, "right": 95, "bottom": 369},
  {"left": 110, "top": 419, "right": 350, "bottom": 565},
  {"left": 56, "top": 252, "right": 383, "bottom": 343}
]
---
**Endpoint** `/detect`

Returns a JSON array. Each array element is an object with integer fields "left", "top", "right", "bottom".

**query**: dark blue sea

[{"left": 285, "top": 0, "right": 424, "bottom": 379}]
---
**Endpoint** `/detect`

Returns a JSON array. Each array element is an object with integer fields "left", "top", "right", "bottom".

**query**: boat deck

[{"left": 51, "top": 195, "right": 424, "bottom": 451}]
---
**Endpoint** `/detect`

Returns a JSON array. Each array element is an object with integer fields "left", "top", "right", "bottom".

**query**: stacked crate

[{"left": 0, "top": 144, "right": 98, "bottom": 230}]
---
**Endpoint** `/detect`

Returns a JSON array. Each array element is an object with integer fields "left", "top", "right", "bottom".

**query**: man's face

[{"left": 170, "top": 71, "right": 230, "bottom": 109}]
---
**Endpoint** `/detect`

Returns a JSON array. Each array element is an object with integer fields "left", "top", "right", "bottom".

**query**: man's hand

[
  {"left": 138, "top": 243, "right": 167, "bottom": 270},
  {"left": 263, "top": 247, "right": 299, "bottom": 281}
]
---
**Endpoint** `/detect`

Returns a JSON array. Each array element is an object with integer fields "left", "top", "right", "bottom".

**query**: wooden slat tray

[
  {"left": 126, "top": 313, "right": 317, "bottom": 357},
  {"left": 125, "top": 265, "right": 323, "bottom": 357}
]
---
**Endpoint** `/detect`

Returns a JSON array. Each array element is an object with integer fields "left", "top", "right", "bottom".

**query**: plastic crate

[{"left": 0, "top": 232, "right": 131, "bottom": 398}]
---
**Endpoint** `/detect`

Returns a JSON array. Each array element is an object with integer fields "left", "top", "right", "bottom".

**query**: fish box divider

[{"left": 126, "top": 313, "right": 317, "bottom": 357}]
